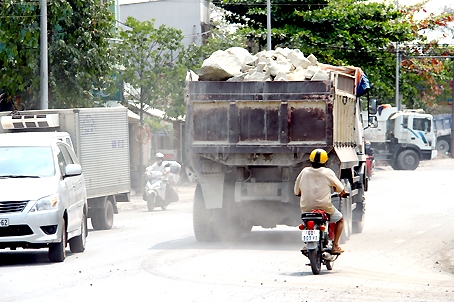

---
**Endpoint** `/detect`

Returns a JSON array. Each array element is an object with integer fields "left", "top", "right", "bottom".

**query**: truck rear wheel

[
  {"left": 339, "top": 179, "right": 352, "bottom": 244},
  {"left": 91, "top": 199, "right": 114, "bottom": 230},
  {"left": 352, "top": 188, "right": 365, "bottom": 234},
  {"left": 397, "top": 149, "right": 419, "bottom": 170},
  {"left": 436, "top": 139, "right": 450, "bottom": 153},
  {"left": 213, "top": 208, "right": 241, "bottom": 241},
  {"left": 193, "top": 184, "right": 215, "bottom": 242}
]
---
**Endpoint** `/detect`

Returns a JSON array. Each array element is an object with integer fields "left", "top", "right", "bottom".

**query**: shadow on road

[
  {"left": 0, "top": 249, "right": 82, "bottom": 266},
  {"left": 150, "top": 229, "right": 303, "bottom": 252}
]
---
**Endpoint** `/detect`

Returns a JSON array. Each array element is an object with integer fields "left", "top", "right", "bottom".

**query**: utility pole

[
  {"left": 395, "top": 0, "right": 401, "bottom": 111},
  {"left": 40, "top": 0, "right": 48, "bottom": 109},
  {"left": 267, "top": 0, "right": 271, "bottom": 51}
]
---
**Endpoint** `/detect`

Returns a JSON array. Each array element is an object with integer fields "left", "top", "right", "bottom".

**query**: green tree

[
  {"left": 116, "top": 17, "right": 185, "bottom": 119},
  {"left": 0, "top": 0, "right": 116, "bottom": 109}
]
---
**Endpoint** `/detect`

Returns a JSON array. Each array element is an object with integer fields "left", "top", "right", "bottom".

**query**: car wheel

[
  {"left": 69, "top": 211, "right": 87, "bottom": 253},
  {"left": 49, "top": 219, "right": 66, "bottom": 262}
]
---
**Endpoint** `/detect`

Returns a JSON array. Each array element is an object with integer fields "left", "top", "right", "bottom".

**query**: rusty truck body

[{"left": 185, "top": 71, "right": 369, "bottom": 241}]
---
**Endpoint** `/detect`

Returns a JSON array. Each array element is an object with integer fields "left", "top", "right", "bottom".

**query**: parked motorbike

[
  {"left": 299, "top": 192, "right": 349, "bottom": 275},
  {"left": 144, "top": 162, "right": 181, "bottom": 212}
]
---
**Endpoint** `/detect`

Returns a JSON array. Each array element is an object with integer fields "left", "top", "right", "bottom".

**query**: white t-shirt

[{"left": 294, "top": 166, "right": 344, "bottom": 215}]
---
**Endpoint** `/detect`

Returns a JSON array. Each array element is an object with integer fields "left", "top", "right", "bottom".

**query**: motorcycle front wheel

[
  {"left": 147, "top": 194, "right": 156, "bottom": 212},
  {"left": 308, "top": 249, "right": 322, "bottom": 275}
]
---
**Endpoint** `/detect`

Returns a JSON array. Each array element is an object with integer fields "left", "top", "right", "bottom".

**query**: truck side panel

[{"left": 76, "top": 108, "right": 130, "bottom": 198}]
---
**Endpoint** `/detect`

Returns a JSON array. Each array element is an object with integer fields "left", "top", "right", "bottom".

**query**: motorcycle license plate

[
  {"left": 0, "top": 218, "right": 9, "bottom": 227},
  {"left": 301, "top": 230, "right": 319, "bottom": 242}
]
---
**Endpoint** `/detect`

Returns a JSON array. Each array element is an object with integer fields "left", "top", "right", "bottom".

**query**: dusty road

[{"left": 1, "top": 157, "right": 454, "bottom": 302}]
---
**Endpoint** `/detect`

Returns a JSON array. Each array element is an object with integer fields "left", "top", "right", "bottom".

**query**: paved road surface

[{"left": 1, "top": 156, "right": 454, "bottom": 302}]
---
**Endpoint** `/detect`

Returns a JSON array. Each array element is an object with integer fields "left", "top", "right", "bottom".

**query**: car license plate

[
  {"left": 302, "top": 230, "right": 319, "bottom": 242},
  {"left": 0, "top": 218, "right": 9, "bottom": 227}
]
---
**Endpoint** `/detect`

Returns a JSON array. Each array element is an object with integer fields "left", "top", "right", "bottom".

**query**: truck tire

[
  {"left": 352, "top": 188, "right": 365, "bottom": 234},
  {"left": 390, "top": 160, "right": 401, "bottom": 170},
  {"left": 397, "top": 149, "right": 419, "bottom": 170},
  {"left": 193, "top": 184, "right": 215, "bottom": 242},
  {"left": 91, "top": 198, "right": 114, "bottom": 230},
  {"left": 339, "top": 179, "right": 352, "bottom": 244},
  {"left": 49, "top": 219, "right": 66, "bottom": 262},
  {"left": 213, "top": 208, "right": 242, "bottom": 241},
  {"left": 436, "top": 139, "right": 450, "bottom": 153},
  {"left": 69, "top": 211, "right": 87, "bottom": 253}
]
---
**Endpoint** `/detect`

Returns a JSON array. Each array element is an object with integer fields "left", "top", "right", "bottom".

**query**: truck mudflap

[{"left": 333, "top": 146, "right": 359, "bottom": 169}]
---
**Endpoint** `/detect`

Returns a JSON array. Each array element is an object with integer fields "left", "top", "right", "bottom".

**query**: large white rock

[
  {"left": 305, "top": 65, "right": 320, "bottom": 79},
  {"left": 196, "top": 48, "right": 332, "bottom": 82},
  {"left": 244, "top": 71, "right": 270, "bottom": 81},
  {"left": 267, "top": 61, "right": 293, "bottom": 76},
  {"left": 287, "top": 51, "right": 311, "bottom": 69},
  {"left": 226, "top": 47, "right": 257, "bottom": 65},
  {"left": 274, "top": 72, "right": 288, "bottom": 81},
  {"left": 198, "top": 50, "right": 244, "bottom": 81},
  {"left": 287, "top": 67, "right": 307, "bottom": 81},
  {"left": 311, "top": 69, "right": 330, "bottom": 81},
  {"left": 307, "top": 53, "right": 318, "bottom": 65}
]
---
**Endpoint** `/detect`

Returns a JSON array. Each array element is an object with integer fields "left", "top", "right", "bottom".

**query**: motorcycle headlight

[{"left": 30, "top": 193, "right": 60, "bottom": 212}]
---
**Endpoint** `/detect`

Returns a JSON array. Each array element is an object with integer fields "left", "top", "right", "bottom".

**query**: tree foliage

[
  {"left": 0, "top": 0, "right": 116, "bottom": 109},
  {"left": 215, "top": 0, "right": 454, "bottom": 109},
  {"left": 116, "top": 17, "right": 186, "bottom": 119}
]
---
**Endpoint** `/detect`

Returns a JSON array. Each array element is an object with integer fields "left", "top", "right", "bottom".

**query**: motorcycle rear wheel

[{"left": 308, "top": 249, "right": 322, "bottom": 275}]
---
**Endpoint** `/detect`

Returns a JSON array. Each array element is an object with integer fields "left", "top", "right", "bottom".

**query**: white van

[{"left": 0, "top": 132, "right": 88, "bottom": 262}]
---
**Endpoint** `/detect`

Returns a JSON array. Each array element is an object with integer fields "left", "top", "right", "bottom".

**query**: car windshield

[{"left": 0, "top": 146, "right": 55, "bottom": 177}]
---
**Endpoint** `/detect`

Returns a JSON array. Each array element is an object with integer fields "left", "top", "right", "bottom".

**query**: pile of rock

[{"left": 196, "top": 47, "right": 330, "bottom": 82}]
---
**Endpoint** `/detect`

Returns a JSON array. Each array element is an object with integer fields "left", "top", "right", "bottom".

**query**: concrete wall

[{"left": 119, "top": 0, "right": 209, "bottom": 46}]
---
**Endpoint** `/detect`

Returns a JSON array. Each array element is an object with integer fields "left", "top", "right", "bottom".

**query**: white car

[{"left": 0, "top": 132, "right": 88, "bottom": 262}]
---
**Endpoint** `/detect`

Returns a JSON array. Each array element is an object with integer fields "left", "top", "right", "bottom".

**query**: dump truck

[
  {"left": 0, "top": 107, "right": 130, "bottom": 230},
  {"left": 185, "top": 69, "right": 372, "bottom": 242},
  {"left": 433, "top": 113, "right": 452, "bottom": 154}
]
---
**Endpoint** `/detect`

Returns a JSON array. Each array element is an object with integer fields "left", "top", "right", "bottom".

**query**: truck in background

[
  {"left": 185, "top": 69, "right": 371, "bottom": 242},
  {"left": 364, "top": 104, "right": 437, "bottom": 170},
  {"left": 0, "top": 107, "right": 131, "bottom": 230},
  {"left": 433, "top": 113, "right": 451, "bottom": 154}
]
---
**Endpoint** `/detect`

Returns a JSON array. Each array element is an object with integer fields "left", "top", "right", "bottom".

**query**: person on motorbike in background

[
  {"left": 146, "top": 152, "right": 168, "bottom": 174},
  {"left": 365, "top": 141, "right": 374, "bottom": 157},
  {"left": 294, "top": 149, "right": 348, "bottom": 254}
]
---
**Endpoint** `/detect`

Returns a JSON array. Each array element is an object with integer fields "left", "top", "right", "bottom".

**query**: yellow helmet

[{"left": 309, "top": 149, "right": 328, "bottom": 164}]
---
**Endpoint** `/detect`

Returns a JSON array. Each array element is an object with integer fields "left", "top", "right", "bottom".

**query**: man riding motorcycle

[
  {"left": 294, "top": 149, "right": 348, "bottom": 254},
  {"left": 147, "top": 152, "right": 168, "bottom": 174}
]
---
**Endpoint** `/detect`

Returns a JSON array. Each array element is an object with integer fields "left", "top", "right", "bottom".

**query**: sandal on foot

[{"left": 331, "top": 247, "right": 344, "bottom": 254}]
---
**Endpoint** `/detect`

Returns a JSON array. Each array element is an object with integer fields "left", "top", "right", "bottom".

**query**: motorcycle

[
  {"left": 299, "top": 192, "right": 349, "bottom": 275},
  {"left": 144, "top": 162, "right": 181, "bottom": 212}
]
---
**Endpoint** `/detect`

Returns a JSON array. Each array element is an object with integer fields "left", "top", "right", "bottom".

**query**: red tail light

[
  {"left": 319, "top": 225, "right": 326, "bottom": 231},
  {"left": 306, "top": 220, "right": 314, "bottom": 230},
  {"left": 298, "top": 224, "right": 305, "bottom": 230}
]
